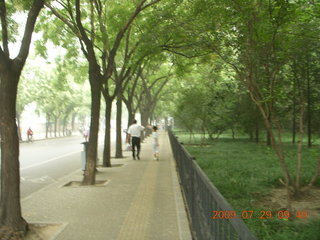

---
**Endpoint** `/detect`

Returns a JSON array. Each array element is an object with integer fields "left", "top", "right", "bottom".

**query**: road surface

[
  {"left": 19, "top": 132, "right": 119, "bottom": 199},
  {"left": 20, "top": 135, "right": 85, "bottom": 198}
]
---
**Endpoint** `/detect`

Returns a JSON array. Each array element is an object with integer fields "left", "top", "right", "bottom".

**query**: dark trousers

[{"left": 131, "top": 137, "right": 141, "bottom": 159}]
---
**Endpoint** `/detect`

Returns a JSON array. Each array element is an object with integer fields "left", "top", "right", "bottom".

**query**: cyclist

[{"left": 27, "top": 127, "right": 33, "bottom": 142}]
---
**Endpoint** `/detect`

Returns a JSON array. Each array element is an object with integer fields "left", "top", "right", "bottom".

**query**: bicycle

[{"left": 27, "top": 134, "right": 33, "bottom": 143}]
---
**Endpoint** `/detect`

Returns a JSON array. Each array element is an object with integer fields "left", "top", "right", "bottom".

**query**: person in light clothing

[
  {"left": 152, "top": 126, "right": 159, "bottom": 160},
  {"left": 127, "top": 119, "right": 145, "bottom": 160}
]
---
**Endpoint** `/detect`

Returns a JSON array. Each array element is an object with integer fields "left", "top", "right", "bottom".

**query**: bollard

[{"left": 81, "top": 142, "right": 89, "bottom": 171}]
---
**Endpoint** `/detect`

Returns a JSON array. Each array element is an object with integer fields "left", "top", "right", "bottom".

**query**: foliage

[
  {"left": 161, "top": 0, "right": 320, "bottom": 194},
  {"left": 17, "top": 54, "right": 90, "bottom": 133},
  {"left": 173, "top": 61, "right": 249, "bottom": 139},
  {"left": 175, "top": 131, "right": 320, "bottom": 240}
]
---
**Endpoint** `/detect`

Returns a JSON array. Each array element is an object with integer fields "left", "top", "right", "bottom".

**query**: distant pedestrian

[
  {"left": 84, "top": 128, "right": 89, "bottom": 142},
  {"left": 152, "top": 126, "right": 160, "bottom": 160},
  {"left": 27, "top": 127, "right": 33, "bottom": 142},
  {"left": 127, "top": 120, "right": 145, "bottom": 160}
]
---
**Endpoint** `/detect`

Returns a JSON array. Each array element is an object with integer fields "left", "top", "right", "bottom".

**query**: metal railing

[{"left": 168, "top": 130, "right": 257, "bottom": 240}]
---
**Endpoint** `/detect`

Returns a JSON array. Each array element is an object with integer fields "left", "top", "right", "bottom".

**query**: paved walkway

[{"left": 22, "top": 131, "right": 192, "bottom": 240}]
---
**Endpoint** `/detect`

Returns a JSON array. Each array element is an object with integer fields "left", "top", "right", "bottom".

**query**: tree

[
  {"left": 123, "top": 64, "right": 144, "bottom": 128},
  {"left": 155, "top": 0, "right": 320, "bottom": 203},
  {"left": 0, "top": 0, "right": 44, "bottom": 236},
  {"left": 112, "top": 35, "right": 146, "bottom": 158},
  {"left": 44, "top": 0, "right": 162, "bottom": 175},
  {"left": 138, "top": 63, "right": 171, "bottom": 135},
  {"left": 20, "top": 57, "right": 90, "bottom": 138},
  {"left": 219, "top": 0, "right": 320, "bottom": 197},
  {"left": 100, "top": 0, "right": 162, "bottom": 167},
  {"left": 285, "top": 4, "right": 320, "bottom": 147},
  {"left": 172, "top": 61, "right": 244, "bottom": 141}
]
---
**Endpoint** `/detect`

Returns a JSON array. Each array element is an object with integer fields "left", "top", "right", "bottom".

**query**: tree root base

[{"left": 0, "top": 226, "right": 26, "bottom": 240}]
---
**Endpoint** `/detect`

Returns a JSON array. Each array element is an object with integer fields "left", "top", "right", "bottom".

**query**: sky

[
  {"left": 11, "top": 12, "right": 69, "bottom": 136},
  {"left": 10, "top": 10, "right": 131, "bottom": 137},
  {"left": 10, "top": 12, "right": 60, "bottom": 64}
]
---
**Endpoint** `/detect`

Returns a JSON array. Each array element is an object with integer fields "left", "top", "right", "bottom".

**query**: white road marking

[
  {"left": 20, "top": 150, "right": 81, "bottom": 171},
  {"left": 20, "top": 175, "right": 56, "bottom": 183}
]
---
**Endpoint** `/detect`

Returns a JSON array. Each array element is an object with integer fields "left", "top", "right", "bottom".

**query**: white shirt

[
  {"left": 152, "top": 132, "right": 158, "bottom": 145},
  {"left": 128, "top": 124, "right": 145, "bottom": 137}
]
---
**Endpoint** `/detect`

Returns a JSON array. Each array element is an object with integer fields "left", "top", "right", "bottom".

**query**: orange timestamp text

[{"left": 212, "top": 210, "right": 309, "bottom": 220}]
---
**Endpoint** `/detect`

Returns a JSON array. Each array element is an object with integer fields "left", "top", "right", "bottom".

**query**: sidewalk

[{"left": 21, "top": 131, "right": 192, "bottom": 240}]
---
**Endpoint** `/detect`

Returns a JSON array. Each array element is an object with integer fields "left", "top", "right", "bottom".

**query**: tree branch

[
  {"left": 16, "top": 0, "right": 45, "bottom": 66},
  {"left": 162, "top": 47, "right": 206, "bottom": 58},
  {"left": 79, "top": 39, "right": 88, "bottom": 59},
  {"left": 153, "top": 74, "right": 171, "bottom": 104},
  {"left": 141, "top": 0, "right": 162, "bottom": 11},
  {"left": 90, "top": 0, "right": 95, "bottom": 43},
  {"left": 149, "top": 75, "right": 167, "bottom": 90},
  {"left": 75, "top": 0, "right": 99, "bottom": 68},
  {"left": 45, "top": 2, "right": 82, "bottom": 40},
  {"left": 106, "top": 0, "right": 161, "bottom": 78},
  {"left": 75, "top": 0, "right": 92, "bottom": 47},
  {"left": 131, "top": 64, "right": 143, "bottom": 96},
  {"left": 93, "top": 0, "right": 102, "bottom": 16},
  {"left": 0, "top": 0, "right": 9, "bottom": 55}
]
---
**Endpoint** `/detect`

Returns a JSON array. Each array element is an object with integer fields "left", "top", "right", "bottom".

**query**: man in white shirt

[{"left": 127, "top": 119, "right": 145, "bottom": 160}]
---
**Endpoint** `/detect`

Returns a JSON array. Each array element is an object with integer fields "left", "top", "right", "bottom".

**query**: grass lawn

[{"left": 174, "top": 131, "right": 320, "bottom": 240}]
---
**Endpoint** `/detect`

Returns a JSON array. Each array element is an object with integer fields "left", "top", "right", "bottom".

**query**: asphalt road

[
  {"left": 20, "top": 135, "right": 86, "bottom": 198},
  {"left": 0, "top": 131, "right": 121, "bottom": 199}
]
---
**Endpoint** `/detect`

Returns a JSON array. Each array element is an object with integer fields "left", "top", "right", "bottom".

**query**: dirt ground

[
  {"left": 0, "top": 223, "right": 64, "bottom": 240},
  {"left": 258, "top": 186, "right": 320, "bottom": 220},
  {"left": 24, "top": 223, "right": 65, "bottom": 240}
]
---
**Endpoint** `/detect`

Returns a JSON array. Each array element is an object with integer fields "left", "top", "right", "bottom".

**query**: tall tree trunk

[
  {"left": 292, "top": 64, "right": 298, "bottom": 144},
  {"left": 165, "top": 117, "right": 168, "bottom": 131},
  {"left": 0, "top": 3, "right": 45, "bottom": 233},
  {"left": 295, "top": 104, "right": 305, "bottom": 192},
  {"left": 0, "top": 70, "right": 28, "bottom": 233},
  {"left": 292, "top": 97, "right": 296, "bottom": 144},
  {"left": 71, "top": 114, "right": 76, "bottom": 132},
  {"left": 255, "top": 123, "right": 259, "bottom": 143},
  {"left": 124, "top": 100, "right": 135, "bottom": 129},
  {"left": 16, "top": 112, "right": 22, "bottom": 141},
  {"left": 102, "top": 99, "right": 112, "bottom": 167},
  {"left": 54, "top": 116, "right": 57, "bottom": 137},
  {"left": 266, "top": 116, "right": 271, "bottom": 146},
  {"left": 249, "top": 131, "right": 254, "bottom": 141},
  {"left": 127, "top": 109, "right": 135, "bottom": 129},
  {"left": 140, "top": 111, "right": 149, "bottom": 140},
  {"left": 231, "top": 127, "right": 235, "bottom": 140},
  {"left": 306, "top": 67, "right": 312, "bottom": 148},
  {"left": 63, "top": 117, "right": 67, "bottom": 136},
  {"left": 308, "top": 158, "right": 320, "bottom": 187},
  {"left": 115, "top": 91, "right": 123, "bottom": 158},
  {"left": 124, "top": 101, "right": 135, "bottom": 144},
  {"left": 45, "top": 114, "right": 49, "bottom": 139},
  {"left": 82, "top": 78, "right": 101, "bottom": 185},
  {"left": 49, "top": 120, "right": 53, "bottom": 138},
  {"left": 58, "top": 119, "right": 61, "bottom": 137}
]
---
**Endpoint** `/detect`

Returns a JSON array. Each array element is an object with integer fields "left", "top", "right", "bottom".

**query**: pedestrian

[
  {"left": 127, "top": 119, "right": 145, "bottom": 160},
  {"left": 152, "top": 126, "right": 160, "bottom": 160},
  {"left": 27, "top": 127, "right": 33, "bottom": 142},
  {"left": 84, "top": 128, "right": 89, "bottom": 142}
]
